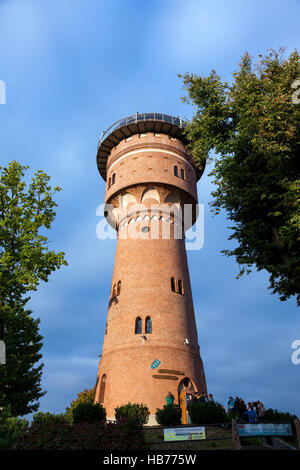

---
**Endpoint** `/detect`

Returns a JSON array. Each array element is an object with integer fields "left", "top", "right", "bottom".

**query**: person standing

[
  {"left": 182, "top": 378, "right": 194, "bottom": 424},
  {"left": 165, "top": 392, "right": 175, "bottom": 405},
  {"left": 227, "top": 396, "right": 234, "bottom": 413},
  {"left": 258, "top": 401, "right": 265, "bottom": 420},
  {"left": 246, "top": 404, "right": 257, "bottom": 423}
]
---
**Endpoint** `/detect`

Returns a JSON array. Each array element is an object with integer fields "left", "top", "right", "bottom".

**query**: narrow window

[
  {"left": 171, "top": 277, "right": 176, "bottom": 292},
  {"left": 174, "top": 166, "right": 178, "bottom": 177},
  {"left": 112, "top": 283, "right": 117, "bottom": 298},
  {"left": 180, "top": 169, "right": 185, "bottom": 180},
  {"left": 135, "top": 317, "right": 142, "bottom": 334},
  {"left": 112, "top": 173, "right": 116, "bottom": 184},
  {"left": 108, "top": 177, "right": 111, "bottom": 188},
  {"left": 117, "top": 280, "right": 121, "bottom": 296},
  {"left": 178, "top": 279, "right": 184, "bottom": 295},
  {"left": 146, "top": 317, "right": 152, "bottom": 334},
  {"left": 99, "top": 374, "right": 106, "bottom": 403}
]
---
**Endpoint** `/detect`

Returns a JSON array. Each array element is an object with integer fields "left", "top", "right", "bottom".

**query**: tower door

[{"left": 178, "top": 378, "right": 195, "bottom": 425}]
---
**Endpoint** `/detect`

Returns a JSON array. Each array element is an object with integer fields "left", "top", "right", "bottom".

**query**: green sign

[
  {"left": 164, "top": 427, "right": 206, "bottom": 441},
  {"left": 238, "top": 423, "right": 292, "bottom": 437}
]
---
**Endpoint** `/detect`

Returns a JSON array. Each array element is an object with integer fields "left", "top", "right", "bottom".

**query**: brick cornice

[{"left": 107, "top": 142, "right": 194, "bottom": 173}]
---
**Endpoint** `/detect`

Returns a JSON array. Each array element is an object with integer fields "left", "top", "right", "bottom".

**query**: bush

[
  {"left": 188, "top": 401, "right": 229, "bottom": 425},
  {"left": 115, "top": 403, "right": 150, "bottom": 425},
  {"left": 65, "top": 386, "right": 95, "bottom": 423},
  {"left": 261, "top": 408, "right": 298, "bottom": 422},
  {"left": 228, "top": 410, "right": 245, "bottom": 422},
  {"left": 32, "top": 412, "right": 67, "bottom": 425},
  {"left": 14, "top": 419, "right": 145, "bottom": 450},
  {"left": 72, "top": 402, "right": 106, "bottom": 424},
  {"left": 0, "top": 406, "right": 28, "bottom": 450},
  {"left": 155, "top": 404, "right": 182, "bottom": 426}
]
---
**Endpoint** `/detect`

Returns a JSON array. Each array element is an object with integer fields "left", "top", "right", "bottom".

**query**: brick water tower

[{"left": 94, "top": 113, "right": 207, "bottom": 424}]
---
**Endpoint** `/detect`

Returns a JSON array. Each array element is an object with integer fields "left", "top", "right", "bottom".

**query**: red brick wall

[{"left": 94, "top": 132, "right": 207, "bottom": 419}]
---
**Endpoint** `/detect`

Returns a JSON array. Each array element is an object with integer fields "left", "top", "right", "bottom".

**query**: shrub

[
  {"left": 228, "top": 410, "right": 245, "bottom": 422},
  {"left": 0, "top": 406, "right": 28, "bottom": 450},
  {"left": 188, "top": 401, "right": 229, "bottom": 425},
  {"left": 72, "top": 402, "right": 106, "bottom": 424},
  {"left": 155, "top": 404, "right": 182, "bottom": 426},
  {"left": 261, "top": 408, "right": 298, "bottom": 422},
  {"left": 32, "top": 411, "right": 67, "bottom": 425},
  {"left": 115, "top": 403, "right": 150, "bottom": 425},
  {"left": 65, "top": 386, "right": 95, "bottom": 423},
  {"left": 14, "top": 419, "right": 145, "bottom": 450}
]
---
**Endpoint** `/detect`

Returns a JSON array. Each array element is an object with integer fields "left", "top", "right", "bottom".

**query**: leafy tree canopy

[
  {"left": 0, "top": 160, "right": 67, "bottom": 305},
  {"left": 0, "top": 161, "right": 67, "bottom": 415},
  {"left": 65, "top": 386, "right": 96, "bottom": 422},
  {"left": 180, "top": 48, "right": 300, "bottom": 304},
  {"left": 0, "top": 303, "right": 45, "bottom": 416}
]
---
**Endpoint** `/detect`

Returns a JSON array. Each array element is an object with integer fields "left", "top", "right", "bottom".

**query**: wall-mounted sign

[
  {"left": 238, "top": 423, "right": 292, "bottom": 437},
  {"left": 159, "top": 369, "right": 185, "bottom": 376},
  {"left": 152, "top": 375, "right": 178, "bottom": 380},
  {"left": 151, "top": 359, "right": 161, "bottom": 369},
  {"left": 164, "top": 427, "right": 206, "bottom": 441}
]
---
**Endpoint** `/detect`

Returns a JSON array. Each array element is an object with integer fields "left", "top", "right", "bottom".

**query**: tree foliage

[
  {"left": 181, "top": 48, "right": 300, "bottom": 304},
  {"left": 115, "top": 402, "right": 150, "bottom": 425},
  {"left": 0, "top": 160, "right": 67, "bottom": 305},
  {"left": 32, "top": 411, "right": 67, "bottom": 425},
  {"left": 65, "top": 386, "right": 96, "bottom": 422},
  {"left": 0, "top": 303, "right": 45, "bottom": 416},
  {"left": 0, "top": 405, "right": 28, "bottom": 450},
  {"left": 0, "top": 161, "right": 67, "bottom": 414},
  {"left": 155, "top": 404, "right": 182, "bottom": 426},
  {"left": 72, "top": 402, "right": 106, "bottom": 424},
  {"left": 187, "top": 401, "right": 229, "bottom": 424}
]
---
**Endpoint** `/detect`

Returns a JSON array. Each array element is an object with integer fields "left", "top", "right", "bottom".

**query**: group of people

[
  {"left": 165, "top": 388, "right": 266, "bottom": 425},
  {"left": 227, "top": 396, "right": 265, "bottom": 423},
  {"left": 165, "top": 390, "right": 214, "bottom": 406}
]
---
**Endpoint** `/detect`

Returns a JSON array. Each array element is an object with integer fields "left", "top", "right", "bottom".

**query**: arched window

[
  {"left": 117, "top": 280, "right": 121, "bottom": 296},
  {"left": 112, "top": 283, "right": 117, "bottom": 298},
  {"left": 108, "top": 177, "right": 111, "bottom": 188},
  {"left": 112, "top": 173, "right": 116, "bottom": 184},
  {"left": 135, "top": 317, "right": 142, "bottom": 334},
  {"left": 174, "top": 166, "right": 178, "bottom": 177},
  {"left": 178, "top": 279, "right": 184, "bottom": 295},
  {"left": 180, "top": 169, "right": 185, "bottom": 180},
  {"left": 145, "top": 317, "right": 152, "bottom": 334},
  {"left": 171, "top": 277, "right": 176, "bottom": 292},
  {"left": 99, "top": 374, "right": 106, "bottom": 403}
]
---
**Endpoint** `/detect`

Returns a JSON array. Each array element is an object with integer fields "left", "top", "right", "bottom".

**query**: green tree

[
  {"left": 0, "top": 405, "right": 28, "bottom": 450},
  {"left": 180, "top": 48, "right": 300, "bottom": 304},
  {"left": 0, "top": 161, "right": 67, "bottom": 306},
  {"left": 0, "top": 303, "right": 44, "bottom": 416},
  {"left": 0, "top": 161, "right": 67, "bottom": 414},
  {"left": 65, "top": 386, "right": 96, "bottom": 422}
]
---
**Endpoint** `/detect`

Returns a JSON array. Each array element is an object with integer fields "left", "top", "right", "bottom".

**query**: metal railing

[{"left": 98, "top": 112, "right": 185, "bottom": 150}]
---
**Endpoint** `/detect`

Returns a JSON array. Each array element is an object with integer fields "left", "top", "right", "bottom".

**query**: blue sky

[{"left": 0, "top": 0, "right": 299, "bottom": 418}]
